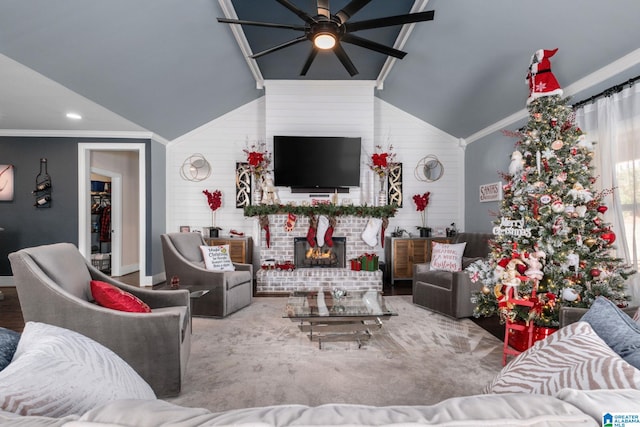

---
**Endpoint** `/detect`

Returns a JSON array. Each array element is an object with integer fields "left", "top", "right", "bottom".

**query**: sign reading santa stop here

[{"left": 479, "top": 181, "right": 503, "bottom": 203}]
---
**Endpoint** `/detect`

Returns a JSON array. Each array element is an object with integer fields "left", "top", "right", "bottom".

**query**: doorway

[{"left": 78, "top": 143, "right": 147, "bottom": 284}]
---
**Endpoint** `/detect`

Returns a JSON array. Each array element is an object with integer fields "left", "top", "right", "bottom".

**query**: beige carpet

[{"left": 164, "top": 296, "right": 504, "bottom": 413}]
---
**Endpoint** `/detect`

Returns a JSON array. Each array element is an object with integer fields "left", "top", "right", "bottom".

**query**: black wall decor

[
  {"left": 388, "top": 163, "right": 403, "bottom": 207},
  {"left": 33, "top": 158, "right": 52, "bottom": 208}
]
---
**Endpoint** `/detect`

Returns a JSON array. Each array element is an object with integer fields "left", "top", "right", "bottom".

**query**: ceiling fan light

[{"left": 314, "top": 33, "right": 336, "bottom": 50}]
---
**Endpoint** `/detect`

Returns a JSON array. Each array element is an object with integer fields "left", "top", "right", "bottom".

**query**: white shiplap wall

[
  {"left": 374, "top": 98, "right": 465, "bottom": 237},
  {"left": 264, "top": 80, "right": 376, "bottom": 206},
  {"left": 166, "top": 80, "right": 464, "bottom": 265}
]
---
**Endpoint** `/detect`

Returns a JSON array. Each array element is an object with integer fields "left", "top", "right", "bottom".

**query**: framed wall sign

[
  {"left": 0, "top": 164, "right": 15, "bottom": 201},
  {"left": 479, "top": 181, "right": 503, "bottom": 203}
]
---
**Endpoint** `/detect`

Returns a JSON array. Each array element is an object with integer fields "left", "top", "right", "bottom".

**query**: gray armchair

[
  {"left": 8, "top": 242, "right": 190, "bottom": 398},
  {"left": 413, "top": 233, "right": 492, "bottom": 318},
  {"left": 161, "top": 232, "right": 253, "bottom": 318}
]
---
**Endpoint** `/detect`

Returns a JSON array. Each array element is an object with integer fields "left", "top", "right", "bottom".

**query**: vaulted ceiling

[{"left": 1, "top": 0, "right": 640, "bottom": 142}]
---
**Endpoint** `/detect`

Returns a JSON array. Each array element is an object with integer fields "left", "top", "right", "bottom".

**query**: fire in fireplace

[{"left": 294, "top": 237, "right": 346, "bottom": 268}]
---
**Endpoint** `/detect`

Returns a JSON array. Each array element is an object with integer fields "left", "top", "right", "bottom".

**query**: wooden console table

[
  {"left": 384, "top": 236, "right": 450, "bottom": 284},
  {"left": 204, "top": 236, "right": 253, "bottom": 265}
]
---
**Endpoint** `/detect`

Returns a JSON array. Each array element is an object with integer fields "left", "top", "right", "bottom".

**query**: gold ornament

[
  {"left": 584, "top": 237, "right": 597, "bottom": 248},
  {"left": 481, "top": 285, "right": 491, "bottom": 295}
]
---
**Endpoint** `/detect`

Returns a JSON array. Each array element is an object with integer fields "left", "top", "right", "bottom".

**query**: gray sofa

[
  {"left": 413, "top": 232, "right": 492, "bottom": 318},
  {"left": 3, "top": 296, "right": 640, "bottom": 426},
  {"left": 1, "top": 388, "right": 638, "bottom": 426},
  {"left": 8, "top": 243, "right": 191, "bottom": 398}
]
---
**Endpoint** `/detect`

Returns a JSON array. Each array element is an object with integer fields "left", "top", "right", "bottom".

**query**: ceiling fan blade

[
  {"left": 250, "top": 35, "right": 308, "bottom": 59},
  {"left": 335, "top": 0, "right": 372, "bottom": 24},
  {"left": 345, "top": 10, "right": 434, "bottom": 32},
  {"left": 300, "top": 48, "right": 319, "bottom": 76},
  {"left": 317, "top": 0, "right": 330, "bottom": 19},
  {"left": 333, "top": 43, "right": 358, "bottom": 76},
  {"left": 341, "top": 34, "right": 407, "bottom": 59},
  {"left": 217, "top": 17, "right": 305, "bottom": 31},
  {"left": 275, "top": 0, "right": 317, "bottom": 24}
]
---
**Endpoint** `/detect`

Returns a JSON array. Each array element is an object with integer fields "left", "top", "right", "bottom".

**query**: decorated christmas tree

[{"left": 468, "top": 49, "right": 634, "bottom": 328}]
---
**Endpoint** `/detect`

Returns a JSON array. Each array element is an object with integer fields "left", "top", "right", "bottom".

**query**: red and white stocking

[
  {"left": 325, "top": 216, "right": 336, "bottom": 247},
  {"left": 284, "top": 212, "right": 297, "bottom": 232},
  {"left": 307, "top": 215, "right": 317, "bottom": 247}
]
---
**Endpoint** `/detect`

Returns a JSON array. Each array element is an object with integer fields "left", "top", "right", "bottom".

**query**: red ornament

[
  {"left": 590, "top": 268, "right": 601, "bottom": 277},
  {"left": 597, "top": 205, "right": 608, "bottom": 214},
  {"left": 601, "top": 231, "right": 616, "bottom": 245}
]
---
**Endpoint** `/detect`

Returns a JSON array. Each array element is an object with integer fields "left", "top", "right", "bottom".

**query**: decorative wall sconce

[{"left": 33, "top": 158, "right": 52, "bottom": 208}]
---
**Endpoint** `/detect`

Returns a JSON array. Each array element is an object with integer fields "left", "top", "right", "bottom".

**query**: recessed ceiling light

[{"left": 66, "top": 112, "right": 82, "bottom": 120}]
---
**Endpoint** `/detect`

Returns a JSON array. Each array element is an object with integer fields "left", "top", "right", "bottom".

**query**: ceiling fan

[{"left": 218, "top": 0, "right": 435, "bottom": 77}]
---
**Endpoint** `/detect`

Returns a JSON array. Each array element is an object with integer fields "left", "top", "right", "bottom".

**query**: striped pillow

[
  {"left": 485, "top": 321, "right": 640, "bottom": 395},
  {"left": 0, "top": 322, "right": 155, "bottom": 417}
]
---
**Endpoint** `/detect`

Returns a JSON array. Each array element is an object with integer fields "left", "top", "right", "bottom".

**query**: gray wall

[
  {"left": 148, "top": 139, "right": 166, "bottom": 279},
  {"left": 0, "top": 136, "right": 163, "bottom": 277},
  {"left": 463, "top": 122, "right": 526, "bottom": 233}
]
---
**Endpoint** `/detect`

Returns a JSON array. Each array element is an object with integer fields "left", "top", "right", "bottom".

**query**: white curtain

[{"left": 575, "top": 82, "right": 640, "bottom": 304}]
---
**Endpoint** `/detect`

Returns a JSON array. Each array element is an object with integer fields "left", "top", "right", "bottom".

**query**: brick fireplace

[{"left": 255, "top": 214, "right": 383, "bottom": 294}]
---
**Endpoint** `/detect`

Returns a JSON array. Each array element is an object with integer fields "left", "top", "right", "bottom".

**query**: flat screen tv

[{"left": 273, "top": 135, "right": 361, "bottom": 190}]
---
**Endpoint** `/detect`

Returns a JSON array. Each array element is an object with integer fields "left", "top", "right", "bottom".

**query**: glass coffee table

[{"left": 284, "top": 290, "right": 397, "bottom": 349}]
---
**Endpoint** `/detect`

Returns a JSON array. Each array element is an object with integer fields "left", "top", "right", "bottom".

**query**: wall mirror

[{"left": 414, "top": 155, "right": 444, "bottom": 182}]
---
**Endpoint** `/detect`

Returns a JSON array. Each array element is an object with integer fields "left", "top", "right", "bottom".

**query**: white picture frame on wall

[
  {"left": 479, "top": 181, "right": 502, "bottom": 203},
  {"left": 0, "top": 164, "right": 15, "bottom": 201}
]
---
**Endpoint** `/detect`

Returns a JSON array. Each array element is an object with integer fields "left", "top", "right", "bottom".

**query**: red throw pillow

[{"left": 90, "top": 280, "right": 151, "bottom": 313}]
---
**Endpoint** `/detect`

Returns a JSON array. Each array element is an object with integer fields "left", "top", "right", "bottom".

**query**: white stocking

[
  {"left": 361, "top": 218, "right": 382, "bottom": 247},
  {"left": 316, "top": 215, "right": 329, "bottom": 247}
]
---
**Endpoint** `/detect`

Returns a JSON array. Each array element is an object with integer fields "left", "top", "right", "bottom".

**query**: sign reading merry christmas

[{"left": 492, "top": 217, "right": 532, "bottom": 237}]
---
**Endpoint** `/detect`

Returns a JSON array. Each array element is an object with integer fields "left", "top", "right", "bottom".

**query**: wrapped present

[
  {"left": 508, "top": 323, "right": 558, "bottom": 352},
  {"left": 359, "top": 253, "right": 379, "bottom": 271},
  {"left": 350, "top": 258, "right": 362, "bottom": 271}
]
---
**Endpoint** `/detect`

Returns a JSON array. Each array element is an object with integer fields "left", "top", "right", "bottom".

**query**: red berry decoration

[{"left": 597, "top": 205, "right": 608, "bottom": 214}]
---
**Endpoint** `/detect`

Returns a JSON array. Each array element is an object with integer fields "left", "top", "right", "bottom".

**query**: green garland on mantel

[{"left": 243, "top": 204, "right": 398, "bottom": 218}]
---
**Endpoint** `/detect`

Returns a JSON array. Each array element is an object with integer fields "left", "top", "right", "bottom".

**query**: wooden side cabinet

[
  {"left": 384, "top": 236, "right": 450, "bottom": 284},
  {"left": 204, "top": 236, "right": 253, "bottom": 265}
]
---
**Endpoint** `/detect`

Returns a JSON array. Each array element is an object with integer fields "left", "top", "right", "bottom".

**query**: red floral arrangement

[
  {"left": 243, "top": 141, "right": 271, "bottom": 180},
  {"left": 203, "top": 189, "right": 222, "bottom": 211},
  {"left": 203, "top": 189, "right": 222, "bottom": 228},
  {"left": 369, "top": 145, "right": 396, "bottom": 178},
  {"left": 413, "top": 192, "right": 431, "bottom": 229}
]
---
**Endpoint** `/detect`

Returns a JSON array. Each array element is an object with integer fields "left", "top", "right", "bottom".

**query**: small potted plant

[
  {"left": 413, "top": 192, "right": 432, "bottom": 237},
  {"left": 203, "top": 189, "right": 222, "bottom": 237}
]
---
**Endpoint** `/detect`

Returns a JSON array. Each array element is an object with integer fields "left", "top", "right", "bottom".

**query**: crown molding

[{"left": 0, "top": 129, "right": 167, "bottom": 143}]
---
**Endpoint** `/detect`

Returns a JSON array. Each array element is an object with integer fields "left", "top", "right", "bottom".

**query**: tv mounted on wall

[{"left": 273, "top": 135, "right": 361, "bottom": 192}]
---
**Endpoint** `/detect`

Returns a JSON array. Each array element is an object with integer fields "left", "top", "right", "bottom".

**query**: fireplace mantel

[{"left": 244, "top": 204, "right": 397, "bottom": 219}]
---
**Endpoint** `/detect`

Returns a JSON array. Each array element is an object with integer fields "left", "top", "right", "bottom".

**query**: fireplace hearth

[{"left": 294, "top": 237, "right": 346, "bottom": 268}]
